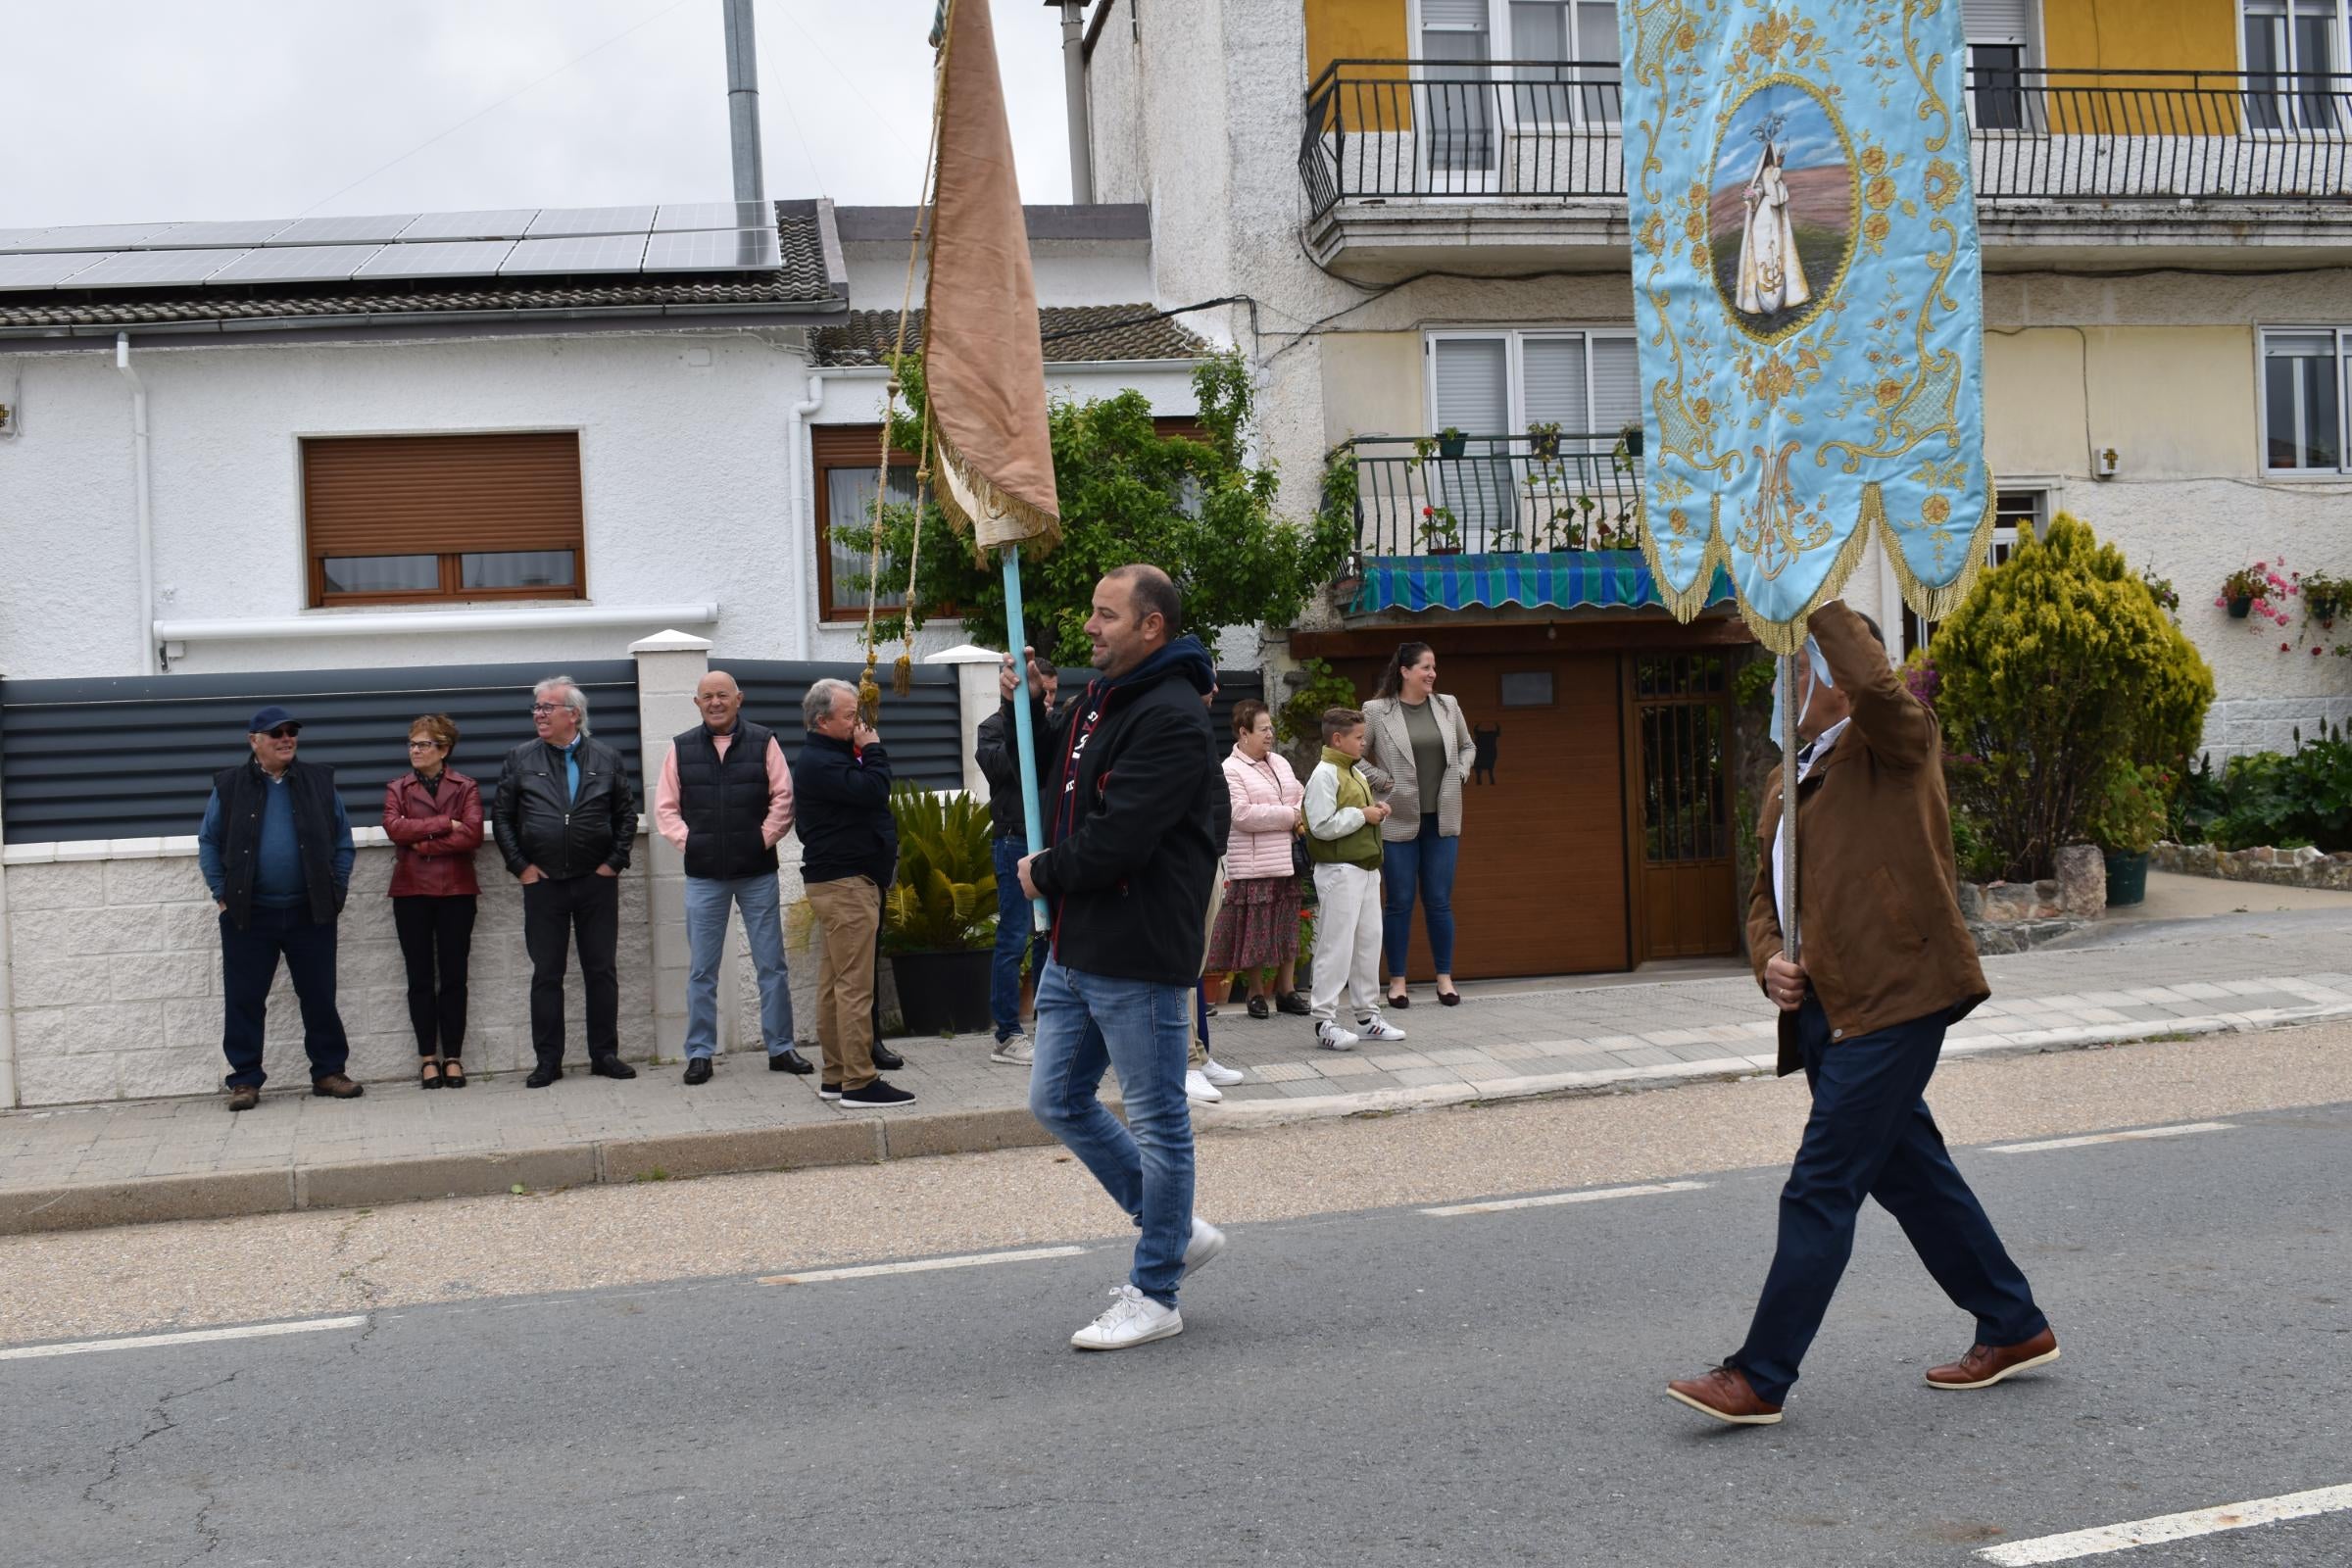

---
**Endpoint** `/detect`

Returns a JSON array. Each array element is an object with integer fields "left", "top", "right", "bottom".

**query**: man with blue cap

[{"left": 196, "top": 706, "right": 361, "bottom": 1111}]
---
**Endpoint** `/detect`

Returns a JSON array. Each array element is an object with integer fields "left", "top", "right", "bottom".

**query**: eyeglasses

[
  {"left": 529, "top": 703, "right": 566, "bottom": 716},
  {"left": 261, "top": 725, "right": 300, "bottom": 741},
  {"left": 407, "top": 739, "right": 444, "bottom": 752}
]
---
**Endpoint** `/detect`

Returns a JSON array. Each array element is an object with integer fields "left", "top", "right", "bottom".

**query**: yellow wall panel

[
  {"left": 1984, "top": 326, "right": 2255, "bottom": 482},
  {"left": 2042, "top": 0, "right": 2238, "bottom": 74},
  {"left": 1304, "top": 0, "right": 1411, "bottom": 130}
]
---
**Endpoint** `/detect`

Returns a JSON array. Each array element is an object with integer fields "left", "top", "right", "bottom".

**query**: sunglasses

[{"left": 260, "top": 725, "right": 301, "bottom": 740}]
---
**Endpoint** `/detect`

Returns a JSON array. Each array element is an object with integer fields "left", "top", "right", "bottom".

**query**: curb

[{"left": 3, "top": 1004, "right": 2343, "bottom": 1238}]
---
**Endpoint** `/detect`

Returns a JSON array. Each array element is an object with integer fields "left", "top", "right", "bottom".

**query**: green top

[
  {"left": 1402, "top": 698, "right": 1446, "bottom": 815},
  {"left": 1306, "top": 750, "right": 1384, "bottom": 870}
]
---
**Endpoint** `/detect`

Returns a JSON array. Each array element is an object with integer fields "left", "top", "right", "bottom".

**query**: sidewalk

[{"left": 6, "top": 915, "right": 2351, "bottom": 1236}]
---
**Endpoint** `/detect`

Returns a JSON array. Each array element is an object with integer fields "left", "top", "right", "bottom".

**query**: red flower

[
  {"left": 1421, "top": 506, "right": 1434, "bottom": 517},
  {"left": 2281, "top": 642, "right": 2291, "bottom": 652}
]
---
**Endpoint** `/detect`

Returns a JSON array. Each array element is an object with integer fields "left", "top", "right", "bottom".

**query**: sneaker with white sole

[
  {"left": 839, "top": 1079, "right": 916, "bottom": 1108},
  {"left": 1184, "top": 1068, "right": 1223, "bottom": 1103},
  {"left": 1070, "top": 1284, "right": 1183, "bottom": 1350},
  {"left": 1355, "top": 1014, "right": 1407, "bottom": 1043},
  {"left": 1182, "top": 1215, "right": 1227, "bottom": 1279},
  {"left": 1316, "top": 1021, "right": 1358, "bottom": 1052},
  {"left": 991, "top": 1033, "right": 1034, "bottom": 1066},
  {"left": 1199, "top": 1057, "right": 1245, "bottom": 1087}
]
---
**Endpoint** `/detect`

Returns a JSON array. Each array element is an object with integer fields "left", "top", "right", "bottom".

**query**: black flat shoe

[
  {"left": 1437, "top": 988, "right": 1461, "bottom": 1007},
  {"left": 441, "top": 1059, "right": 467, "bottom": 1089},
  {"left": 1275, "top": 992, "right": 1312, "bottom": 1017},
  {"left": 590, "top": 1055, "right": 637, "bottom": 1081},
  {"left": 683, "top": 1057, "right": 713, "bottom": 1086},
  {"left": 769, "top": 1048, "right": 815, "bottom": 1075},
  {"left": 1247, "top": 996, "right": 1270, "bottom": 1020},
  {"left": 869, "top": 1041, "right": 906, "bottom": 1071},
  {"left": 1386, "top": 991, "right": 1411, "bottom": 1010},
  {"left": 419, "top": 1059, "right": 443, "bottom": 1090},
  {"left": 525, "top": 1064, "right": 563, "bottom": 1089}
]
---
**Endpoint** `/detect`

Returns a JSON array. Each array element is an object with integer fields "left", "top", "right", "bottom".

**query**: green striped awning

[{"left": 1348, "top": 550, "right": 1738, "bottom": 616}]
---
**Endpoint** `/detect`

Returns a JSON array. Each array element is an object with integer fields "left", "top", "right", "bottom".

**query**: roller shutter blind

[
  {"left": 302, "top": 433, "right": 585, "bottom": 603},
  {"left": 1961, "top": 0, "right": 2034, "bottom": 44}
]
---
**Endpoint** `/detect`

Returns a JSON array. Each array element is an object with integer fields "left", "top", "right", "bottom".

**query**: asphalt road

[{"left": 6, "top": 1101, "right": 2346, "bottom": 1567}]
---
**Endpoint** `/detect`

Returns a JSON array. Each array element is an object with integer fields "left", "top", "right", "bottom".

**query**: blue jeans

[
  {"left": 990, "top": 835, "right": 1047, "bottom": 1042},
  {"left": 1027, "top": 956, "right": 1196, "bottom": 1306},
  {"left": 1729, "top": 996, "right": 2047, "bottom": 1404},
  {"left": 220, "top": 904, "right": 348, "bottom": 1089},
  {"left": 683, "top": 873, "right": 795, "bottom": 1059},
  {"left": 1381, "top": 811, "right": 1459, "bottom": 978}
]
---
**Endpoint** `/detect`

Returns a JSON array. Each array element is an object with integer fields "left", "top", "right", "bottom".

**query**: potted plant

[
  {"left": 2139, "top": 567, "right": 2180, "bottom": 620},
  {"left": 1526, "top": 419, "right": 1563, "bottom": 461},
  {"left": 2217, "top": 561, "right": 2293, "bottom": 625},
  {"left": 1436, "top": 425, "right": 1469, "bottom": 460},
  {"left": 1419, "top": 503, "right": 1463, "bottom": 554},
  {"left": 881, "top": 783, "right": 999, "bottom": 1035},
  {"left": 2301, "top": 567, "right": 2347, "bottom": 631},
  {"left": 1617, "top": 421, "right": 1644, "bottom": 460},
  {"left": 2082, "top": 760, "right": 2173, "bottom": 907}
]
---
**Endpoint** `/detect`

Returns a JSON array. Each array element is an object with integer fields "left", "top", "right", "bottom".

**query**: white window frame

[
  {"left": 2257, "top": 324, "right": 2352, "bottom": 476},
  {"left": 2238, "top": 0, "right": 2352, "bottom": 132},
  {"left": 1410, "top": 0, "right": 1503, "bottom": 191},
  {"left": 1900, "top": 483, "right": 2057, "bottom": 658},
  {"left": 1406, "top": 0, "right": 1617, "bottom": 149},
  {"left": 1963, "top": 2, "right": 2042, "bottom": 136},
  {"left": 1422, "top": 324, "right": 1642, "bottom": 439}
]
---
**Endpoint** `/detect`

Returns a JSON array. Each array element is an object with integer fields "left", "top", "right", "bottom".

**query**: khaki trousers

[{"left": 807, "top": 875, "right": 881, "bottom": 1091}]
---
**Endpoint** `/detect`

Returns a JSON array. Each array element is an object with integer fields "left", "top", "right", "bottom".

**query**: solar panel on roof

[
  {"left": 8, "top": 221, "right": 186, "bottom": 253},
  {"left": 62, "top": 250, "right": 253, "bottom": 288},
  {"left": 269, "top": 214, "right": 423, "bottom": 246},
  {"left": 141, "top": 220, "right": 296, "bottom": 248},
  {"left": 499, "top": 234, "right": 649, "bottom": 274},
  {"left": 352, "top": 239, "right": 518, "bottom": 278},
  {"left": 653, "top": 201, "right": 772, "bottom": 232},
  {"left": 0, "top": 253, "right": 117, "bottom": 289},
  {"left": 524, "top": 205, "right": 658, "bottom": 237},
  {"left": 397, "top": 209, "right": 540, "bottom": 242},
  {"left": 642, "top": 228, "right": 781, "bottom": 271},
  {"left": 205, "top": 244, "right": 388, "bottom": 284}
]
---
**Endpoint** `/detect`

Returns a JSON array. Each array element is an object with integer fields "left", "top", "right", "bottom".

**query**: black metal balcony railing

[
  {"left": 1300, "top": 61, "right": 2352, "bottom": 217},
  {"left": 1341, "top": 433, "right": 1641, "bottom": 557}
]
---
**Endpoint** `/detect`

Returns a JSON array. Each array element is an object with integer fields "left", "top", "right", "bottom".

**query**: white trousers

[{"left": 1310, "top": 861, "right": 1385, "bottom": 1026}]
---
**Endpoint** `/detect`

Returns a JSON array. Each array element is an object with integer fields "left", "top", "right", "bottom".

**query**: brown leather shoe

[
  {"left": 226, "top": 1085, "right": 261, "bottom": 1112},
  {"left": 1926, "top": 1326, "right": 2060, "bottom": 1390},
  {"left": 1666, "top": 1365, "right": 1783, "bottom": 1426},
  {"left": 311, "top": 1073, "right": 366, "bottom": 1100}
]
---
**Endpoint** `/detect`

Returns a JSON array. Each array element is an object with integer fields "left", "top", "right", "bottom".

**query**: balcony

[
  {"left": 1334, "top": 432, "right": 1731, "bottom": 619},
  {"left": 1300, "top": 62, "right": 2352, "bottom": 277}
]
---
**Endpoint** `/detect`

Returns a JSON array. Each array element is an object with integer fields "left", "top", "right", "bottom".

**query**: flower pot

[
  {"left": 1424, "top": 545, "right": 1464, "bottom": 557},
  {"left": 1620, "top": 426, "right": 1644, "bottom": 459},
  {"left": 2227, "top": 596, "right": 2253, "bottom": 619},
  {"left": 1436, "top": 433, "right": 1469, "bottom": 460},
  {"left": 887, "top": 948, "right": 995, "bottom": 1036},
  {"left": 2102, "top": 849, "right": 2149, "bottom": 908},
  {"left": 1529, "top": 431, "right": 1560, "bottom": 461}
]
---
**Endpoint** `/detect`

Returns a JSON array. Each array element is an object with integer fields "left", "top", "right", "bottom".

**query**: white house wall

[{"left": 0, "top": 330, "right": 809, "bottom": 681}]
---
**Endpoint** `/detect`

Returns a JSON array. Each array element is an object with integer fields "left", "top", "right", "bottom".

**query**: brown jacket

[{"left": 1747, "top": 602, "right": 1987, "bottom": 1075}]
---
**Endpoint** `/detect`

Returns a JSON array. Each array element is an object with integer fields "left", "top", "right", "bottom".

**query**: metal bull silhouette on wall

[{"left": 1473, "top": 724, "right": 1501, "bottom": 785}]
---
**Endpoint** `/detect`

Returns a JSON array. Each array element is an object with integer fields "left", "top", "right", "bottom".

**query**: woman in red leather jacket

[{"left": 383, "top": 713, "right": 484, "bottom": 1088}]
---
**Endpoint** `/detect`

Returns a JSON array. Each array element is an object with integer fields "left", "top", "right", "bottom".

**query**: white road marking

[
  {"left": 1420, "top": 1180, "right": 1708, "bottom": 1217},
  {"left": 1976, "top": 1482, "right": 2352, "bottom": 1564},
  {"left": 1985, "top": 1121, "right": 2235, "bottom": 1154},
  {"left": 760, "top": 1245, "right": 1087, "bottom": 1285},
  {"left": 0, "top": 1315, "right": 368, "bottom": 1362}
]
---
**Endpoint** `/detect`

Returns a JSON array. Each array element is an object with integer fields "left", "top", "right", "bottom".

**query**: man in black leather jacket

[{"left": 492, "top": 674, "right": 640, "bottom": 1088}]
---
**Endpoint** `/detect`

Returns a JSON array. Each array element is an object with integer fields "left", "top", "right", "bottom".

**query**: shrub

[
  {"left": 2201, "top": 723, "right": 2352, "bottom": 852},
  {"left": 883, "top": 785, "right": 998, "bottom": 953},
  {"left": 1930, "top": 513, "right": 2215, "bottom": 881},
  {"left": 2082, "top": 760, "right": 2176, "bottom": 856}
]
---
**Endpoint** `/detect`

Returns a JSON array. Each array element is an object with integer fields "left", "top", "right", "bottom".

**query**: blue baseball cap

[{"left": 248, "top": 706, "right": 302, "bottom": 734}]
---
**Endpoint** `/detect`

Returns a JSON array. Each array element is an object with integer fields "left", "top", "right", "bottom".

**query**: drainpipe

[
  {"left": 114, "top": 334, "right": 160, "bottom": 674},
  {"left": 791, "top": 372, "right": 825, "bottom": 659},
  {"left": 1056, "top": 1, "right": 1094, "bottom": 203},
  {"left": 723, "top": 0, "right": 766, "bottom": 210}
]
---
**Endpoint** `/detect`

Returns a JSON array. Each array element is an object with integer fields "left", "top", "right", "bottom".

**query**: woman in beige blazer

[{"left": 1360, "top": 641, "right": 1478, "bottom": 1007}]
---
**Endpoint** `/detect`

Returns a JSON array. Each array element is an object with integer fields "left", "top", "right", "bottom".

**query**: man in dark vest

[
  {"left": 653, "top": 669, "right": 813, "bottom": 1084},
  {"left": 195, "top": 706, "right": 363, "bottom": 1111}
]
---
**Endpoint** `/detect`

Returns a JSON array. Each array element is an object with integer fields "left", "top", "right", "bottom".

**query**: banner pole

[
  {"left": 1000, "top": 544, "right": 1052, "bottom": 932},
  {"left": 1781, "top": 652, "right": 1800, "bottom": 965}
]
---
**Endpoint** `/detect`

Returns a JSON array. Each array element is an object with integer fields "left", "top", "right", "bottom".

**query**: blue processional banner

[{"left": 1617, "top": 0, "right": 1995, "bottom": 653}]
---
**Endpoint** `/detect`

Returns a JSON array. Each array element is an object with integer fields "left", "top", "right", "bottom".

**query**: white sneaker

[
  {"left": 1355, "top": 1014, "right": 1407, "bottom": 1043},
  {"left": 1184, "top": 1068, "right": 1223, "bottom": 1103},
  {"left": 1316, "top": 1021, "right": 1358, "bottom": 1052},
  {"left": 1183, "top": 1215, "right": 1228, "bottom": 1279},
  {"left": 991, "top": 1033, "right": 1034, "bottom": 1066},
  {"left": 1200, "top": 1056, "right": 1245, "bottom": 1087},
  {"left": 1069, "top": 1284, "right": 1183, "bottom": 1350}
]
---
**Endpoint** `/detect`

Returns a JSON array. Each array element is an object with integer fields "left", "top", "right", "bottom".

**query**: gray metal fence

[
  {"left": 717, "top": 660, "right": 967, "bottom": 792},
  {"left": 0, "top": 662, "right": 642, "bottom": 845}
]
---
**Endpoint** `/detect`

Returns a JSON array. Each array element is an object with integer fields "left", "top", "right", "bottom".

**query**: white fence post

[
  {"left": 927, "top": 643, "right": 1007, "bottom": 799},
  {"left": 632, "top": 629, "right": 713, "bottom": 1060},
  {"left": 0, "top": 666, "right": 17, "bottom": 1109}
]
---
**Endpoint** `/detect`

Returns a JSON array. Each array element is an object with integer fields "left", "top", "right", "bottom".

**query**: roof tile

[{"left": 811, "top": 304, "right": 1207, "bottom": 368}]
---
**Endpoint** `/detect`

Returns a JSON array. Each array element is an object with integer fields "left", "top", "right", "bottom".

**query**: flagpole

[
  {"left": 1001, "top": 544, "right": 1052, "bottom": 932},
  {"left": 1780, "top": 653, "right": 1800, "bottom": 966}
]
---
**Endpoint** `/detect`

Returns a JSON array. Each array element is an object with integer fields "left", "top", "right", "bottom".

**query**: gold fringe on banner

[
  {"left": 932, "top": 427, "right": 1063, "bottom": 563},
  {"left": 1636, "top": 465, "right": 2000, "bottom": 657}
]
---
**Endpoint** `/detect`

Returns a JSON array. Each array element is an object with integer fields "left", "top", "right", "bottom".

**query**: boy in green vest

[{"left": 1303, "top": 707, "right": 1405, "bottom": 1051}]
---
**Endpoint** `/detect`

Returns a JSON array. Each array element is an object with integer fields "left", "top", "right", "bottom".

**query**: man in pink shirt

[{"left": 654, "top": 670, "right": 813, "bottom": 1083}]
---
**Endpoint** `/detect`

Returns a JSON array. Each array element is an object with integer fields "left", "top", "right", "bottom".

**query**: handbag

[{"left": 1291, "top": 823, "right": 1313, "bottom": 879}]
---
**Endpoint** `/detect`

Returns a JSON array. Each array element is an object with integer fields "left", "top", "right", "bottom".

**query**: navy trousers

[
  {"left": 220, "top": 904, "right": 350, "bottom": 1089},
  {"left": 1729, "top": 995, "right": 2046, "bottom": 1405}
]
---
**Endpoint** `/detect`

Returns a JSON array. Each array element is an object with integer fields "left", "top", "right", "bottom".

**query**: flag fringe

[{"left": 933, "top": 427, "right": 1061, "bottom": 561}]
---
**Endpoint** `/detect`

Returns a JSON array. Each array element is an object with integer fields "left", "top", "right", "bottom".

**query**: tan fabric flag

[{"left": 923, "top": 0, "right": 1061, "bottom": 554}]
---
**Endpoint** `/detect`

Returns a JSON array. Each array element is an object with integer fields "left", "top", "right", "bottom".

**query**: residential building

[{"left": 1078, "top": 0, "right": 2352, "bottom": 979}]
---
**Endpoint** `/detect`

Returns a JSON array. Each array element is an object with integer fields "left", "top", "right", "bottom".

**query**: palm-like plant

[{"left": 883, "top": 784, "right": 999, "bottom": 953}]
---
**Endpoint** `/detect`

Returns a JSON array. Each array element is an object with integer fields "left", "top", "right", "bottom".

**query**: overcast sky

[{"left": 1, "top": 1, "right": 1076, "bottom": 229}]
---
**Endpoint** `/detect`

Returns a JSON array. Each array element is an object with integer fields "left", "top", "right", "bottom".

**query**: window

[
  {"left": 301, "top": 432, "right": 584, "bottom": 607},
  {"left": 2262, "top": 329, "right": 2347, "bottom": 472},
  {"left": 1506, "top": 1, "right": 1620, "bottom": 124},
  {"left": 1424, "top": 327, "right": 1642, "bottom": 549},
  {"left": 1963, "top": 1, "right": 2038, "bottom": 130},
  {"left": 1903, "top": 488, "right": 2048, "bottom": 654},
  {"left": 1419, "top": 0, "right": 1495, "bottom": 172},
  {"left": 2245, "top": 0, "right": 2346, "bottom": 129}
]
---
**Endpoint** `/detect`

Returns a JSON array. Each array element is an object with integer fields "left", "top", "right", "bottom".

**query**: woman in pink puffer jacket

[{"left": 1206, "top": 699, "right": 1311, "bottom": 1018}]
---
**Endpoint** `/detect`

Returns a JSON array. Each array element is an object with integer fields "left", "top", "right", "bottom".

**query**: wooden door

[
  {"left": 1333, "top": 650, "right": 1629, "bottom": 980},
  {"left": 1625, "top": 651, "right": 1740, "bottom": 960}
]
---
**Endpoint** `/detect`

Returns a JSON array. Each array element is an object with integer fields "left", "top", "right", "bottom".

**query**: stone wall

[
  {"left": 2154, "top": 840, "right": 2352, "bottom": 890},
  {"left": 1957, "top": 844, "right": 2106, "bottom": 956}
]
